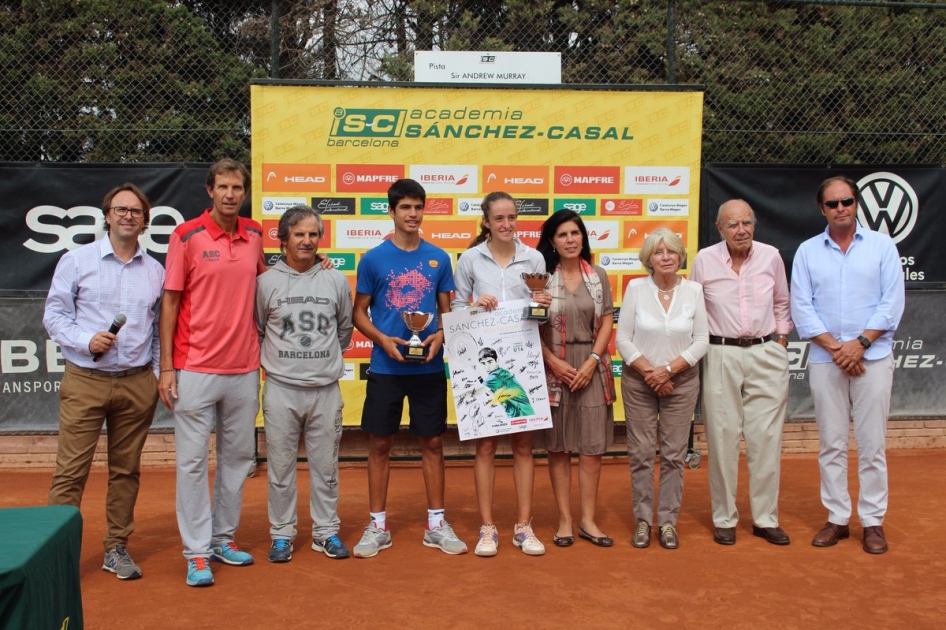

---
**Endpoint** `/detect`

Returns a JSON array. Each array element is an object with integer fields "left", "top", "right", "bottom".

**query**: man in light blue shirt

[
  {"left": 791, "top": 175, "right": 904, "bottom": 555},
  {"left": 44, "top": 182, "right": 165, "bottom": 580}
]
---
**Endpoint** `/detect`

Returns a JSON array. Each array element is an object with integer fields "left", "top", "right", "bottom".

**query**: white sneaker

[
  {"left": 513, "top": 522, "right": 546, "bottom": 556},
  {"left": 474, "top": 523, "right": 499, "bottom": 557}
]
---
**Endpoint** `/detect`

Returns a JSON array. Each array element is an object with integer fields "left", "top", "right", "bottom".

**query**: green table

[{"left": 0, "top": 505, "right": 83, "bottom": 630}]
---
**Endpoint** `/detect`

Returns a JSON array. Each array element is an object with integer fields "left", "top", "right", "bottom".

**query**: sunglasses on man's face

[{"left": 823, "top": 197, "right": 856, "bottom": 209}]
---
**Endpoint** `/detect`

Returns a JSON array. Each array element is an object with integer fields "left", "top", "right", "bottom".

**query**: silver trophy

[
  {"left": 400, "top": 311, "right": 436, "bottom": 361},
  {"left": 521, "top": 272, "right": 551, "bottom": 322}
]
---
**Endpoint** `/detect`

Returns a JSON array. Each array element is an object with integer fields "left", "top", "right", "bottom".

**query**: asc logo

[{"left": 856, "top": 172, "right": 918, "bottom": 244}]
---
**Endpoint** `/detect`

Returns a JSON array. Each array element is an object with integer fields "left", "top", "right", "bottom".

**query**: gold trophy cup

[
  {"left": 521, "top": 272, "right": 551, "bottom": 322},
  {"left": 400, "top": 311, "right": 436, "bottom": 361}
]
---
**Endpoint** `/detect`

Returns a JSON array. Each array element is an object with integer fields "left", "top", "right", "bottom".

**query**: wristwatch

[
  {"left": 590, "top": 352, "right": 601, "bottom": 364},
  {"left": 665, "top": 365, "right": 673, "bottom": 375},
  {"left": 857, "top": 335, "right": 872, "bottom": 349}
]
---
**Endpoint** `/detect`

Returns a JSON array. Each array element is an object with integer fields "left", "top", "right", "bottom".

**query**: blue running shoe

[
  {"left": 210, "top": 541, "right": 254, "bottom": 566},
  {"left": 186, "top": 557, "right": 214, "bottom": 587},
  {"left": 268, "top": 538, "right": 293, "bottom": 563},
  {"left": 312, "top": 534, "right": 350, "bottom": 559}
]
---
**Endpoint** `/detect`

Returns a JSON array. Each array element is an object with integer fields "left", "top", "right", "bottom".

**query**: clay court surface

[{"left": 4, "top": 450, "right": 945, "bottom": 629}]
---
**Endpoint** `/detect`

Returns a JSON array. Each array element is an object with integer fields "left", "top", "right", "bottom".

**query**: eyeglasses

[
  {"left": 823, "top": 197, "right": 855, "bottom": 209},
  {"left": 110, "top": 206, "right": 144, "bottom": 217}
]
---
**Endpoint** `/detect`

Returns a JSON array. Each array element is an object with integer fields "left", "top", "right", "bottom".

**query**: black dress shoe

[
  {"left": 578, "top": 526, "right": 613, "bottom": 547},
  {"left": 552, "top": 534, "right": 574, "bottom": 547},
  {"left": 752, "top": 525, "right": 791, "bottom": 546},
  {"left": 714, "top": 527, "right": 736, "bottom": 545}
]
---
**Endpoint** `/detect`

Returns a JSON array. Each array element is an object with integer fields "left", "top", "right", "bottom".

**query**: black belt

[
  {"left": 66, "top": 362, "right": 152, "bottom": 378},
  {"left": 708, "top": 334, "right": 777, "bottom": 347}
]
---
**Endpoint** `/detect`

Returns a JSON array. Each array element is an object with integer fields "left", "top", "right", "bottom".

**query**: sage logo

[
  {"left": 330, "top": 108, "right": 407, "bottom": 137},
  {"left": 24, "top": 204, "right": 184, "bottom": 255},
  {"left": 360, "top": 198, "right": 390, "bottom": 215},
  {"left": 325, "top": 252, "right": 356, "bottom": 271},
  {"left": 554, "top": 199, "right": 595, "bottom": 215},
  {"left": 856, "top": 172, "right": 918, "bottom": 244}
]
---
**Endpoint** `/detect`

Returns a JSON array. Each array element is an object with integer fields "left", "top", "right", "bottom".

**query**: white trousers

[
  {"left": 809, "top": 355, "right": 894, "bottom": 527},
  {"left": 702, "top": 341, "right": 788, "bottom": 528}
]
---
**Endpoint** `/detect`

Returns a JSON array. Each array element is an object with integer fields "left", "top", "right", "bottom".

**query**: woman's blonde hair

[{"left": 639, "top": 228, "right": 687, "bottom": 274}]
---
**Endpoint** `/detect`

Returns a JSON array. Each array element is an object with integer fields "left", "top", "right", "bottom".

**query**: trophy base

[
  {"left": 523, "top": 305, "right": 549, "bottom": 322},
  {"left": 401, "top": 345, "right": 428, "bottom": 361}
]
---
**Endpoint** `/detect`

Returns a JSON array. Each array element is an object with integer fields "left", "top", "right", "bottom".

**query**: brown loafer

[
  {"left": 752, "top": 525, "right": 791, "bottom": 546},
  {"left": 862, "top": 526, "right": 888, "bottom": 554},
  {"left": 811, "top": 522, "right": 850, "bottom": 547},
  {"left": 713, "top": 527, "right": 736, "bottom": 546}
]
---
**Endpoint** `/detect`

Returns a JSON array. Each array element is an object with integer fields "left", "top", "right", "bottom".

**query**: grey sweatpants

[
  {"left": 174, "top": 369, "right": 259, "bottom": 559},
  {"left": 263, "top": 380, "right": 343, "bottom": 541}
]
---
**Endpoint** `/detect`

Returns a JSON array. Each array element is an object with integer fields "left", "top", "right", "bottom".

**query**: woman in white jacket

[{"left": 452, "top": 191, "right": 550, "bottom": 557}]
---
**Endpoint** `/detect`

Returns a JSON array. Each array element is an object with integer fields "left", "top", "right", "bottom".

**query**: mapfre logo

[
  {"left": 515, "top": 221, "right": 545, "bottom": 247},
  {"left": 336, "top": 164, "right": 404, "bottom": 192},
  {"left": 23, "top": 205, "right": 184, "bottom": 255},
  {"left": 409, "top": 165, "right": 479, "bottom": 193},
  {"left": 554, "top": 166, "right": 620, "bottom": 194},
  {"left": 261, "top": 164, "right": 331, "bottom": 193},
  {"left": 344, "top": 330, "right": 374, "bottom": 359},
  {"left": 482, "top": 165, "right": 549, "bottom": 193},
  {"left": 856, "top": 172, "right": 918, "bottom": 244}
]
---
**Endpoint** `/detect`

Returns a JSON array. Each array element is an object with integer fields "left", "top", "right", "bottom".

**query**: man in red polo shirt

[{"left": 158, "top": 159, "right": 265, "bottom": 587}]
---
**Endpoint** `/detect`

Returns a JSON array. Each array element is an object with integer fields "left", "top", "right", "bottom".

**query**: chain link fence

[{"left": 1, "top": 0, "right": 943, "bottom": 164}]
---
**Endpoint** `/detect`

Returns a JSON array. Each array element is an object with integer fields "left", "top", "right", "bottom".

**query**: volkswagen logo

[{"left": 856, "top": 172, "right": 918, "bottom": 244}]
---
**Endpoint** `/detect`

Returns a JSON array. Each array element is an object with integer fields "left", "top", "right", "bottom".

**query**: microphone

[{"left": 92, "top": 314, "right": 127, "bottom": 362}]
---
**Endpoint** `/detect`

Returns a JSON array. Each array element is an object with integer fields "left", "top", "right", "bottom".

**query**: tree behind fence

[{"left": 1, "top": 0, "right": 942, "bottom": 164}]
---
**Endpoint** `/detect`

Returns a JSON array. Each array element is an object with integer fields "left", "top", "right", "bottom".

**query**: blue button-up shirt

[
  {"left": 790, "top": 223, "right": 904, "bottom": 364},
  {"left": 44, "top": 236, "right": 165, "bottom": 373}
]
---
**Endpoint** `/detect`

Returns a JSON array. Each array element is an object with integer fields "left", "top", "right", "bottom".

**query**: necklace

[{"left": 656, "top": 277, "right": 680, "bottom": 301}]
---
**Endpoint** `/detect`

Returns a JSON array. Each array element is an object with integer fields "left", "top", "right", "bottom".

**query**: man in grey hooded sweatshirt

[{"left": 255, "top": 205, "right": 354, "bottom": 563}]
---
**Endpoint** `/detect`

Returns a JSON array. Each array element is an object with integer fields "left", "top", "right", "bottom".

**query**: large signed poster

[{"left": 443, "top": 299, "right": 552, "bottom": 440}]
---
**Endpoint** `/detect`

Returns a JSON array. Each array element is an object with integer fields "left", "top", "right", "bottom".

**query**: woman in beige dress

[{"left": 536, "top": 210, "right": 616, "bottom": 547}]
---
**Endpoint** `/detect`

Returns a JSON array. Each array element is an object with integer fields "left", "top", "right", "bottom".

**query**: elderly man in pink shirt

[{"left": 691, "top": 199, "right": 793, "bottom": 547}]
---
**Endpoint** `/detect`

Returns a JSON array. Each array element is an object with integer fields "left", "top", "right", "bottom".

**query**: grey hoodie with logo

[{"left": 255, "top": 259, "right": 353, "bottom": 389}]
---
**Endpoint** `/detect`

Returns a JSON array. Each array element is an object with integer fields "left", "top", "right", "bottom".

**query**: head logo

[{"left": 856, "top": 172, "right": 918, "bottom": 244}]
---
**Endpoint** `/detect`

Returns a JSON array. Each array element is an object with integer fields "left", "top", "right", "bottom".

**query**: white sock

[
  {"left": 370, "top": 511, "right": 386, "bottom": 531},
  {"left": 427, "top": 509, "right": 445, "bottom": 530}
]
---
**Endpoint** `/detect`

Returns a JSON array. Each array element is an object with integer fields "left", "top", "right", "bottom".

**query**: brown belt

[{"left": 66, "top": 361, "right": 152, "bottom": 378}]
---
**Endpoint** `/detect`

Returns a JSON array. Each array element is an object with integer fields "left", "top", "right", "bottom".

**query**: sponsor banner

[
  {"left": 456, "top": 198, "right": 483, "bottom": 216},
  {"left": 334, "top": 220, "right": 391, "bottom": 249},
  {"left": 360, "top": 197, "right": 390, "bottom": 215},
  {"left": 336, "top": 164, "right": 404, "bottom": 192},
  {"left": 585, "top": 220, "right": 620, "bottom": 249},
  {"left": 624, "top": 167, "right": 690, "bottom": 194},
  {"left": 324, "top": 252, "right": 356, "bottom": 272},
  {"left": 554, "top": 198, "right": 596, "bottom": 215},
  {"left": 601, "top": 198, "right": 643, "bottom": 216},
  {"left": 310, "top": 196, "right": 356, "bottom": 215},
  {"left": 409, "top": 165, "right": 479, "bottom": 193},
  {"left": 553, "top": 166, "right": 620, "bottom": 194},
  {"left": 645, "top": 199, "right": 689, "bottom": 217},
  {"left": 251, "top": 84, "right": 706, "bottom": 423},
  {"left": 442, "top": 299, "right": 552, "bottom": 440},
  {"left": 623, "top": 221, "right": 689, "bottom": 249},
  {"left": 262, "top": 163, "right": 331, "bottom": 192},
  {"left": 261, "top": 196, "right": 307, "bottom": 216},
  {"left": 0, "top": 162, "right": 213, "bottom": 294},
  {"left": 701, "top": 164, "right": 945, "bottom": 284},
  {"left": 341, "top": 364, "right": 356, "bottom": 381},
  {"left": 263, "top": 219, "right": 331, "bottom": 249},
  {"left": 344, "top": 330, "right": 374, "bottom": 359},
  {"left": 483, "top": 165, "right": 550, "bottom": 193},
  {"left": 516, "top": 220, "right": 545, "bottom": 248},
  {"left": 514, "top": 198, "right": 550, "bottom": 216},
  {"left": 422, "top": 220, "right": 478, "bottom": 249},
  {"left": 598, "top": 252, "right": 642, "bottom": 272},
  {"left": 425, "top": 197, "right": 454, "bottom": 216}
]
